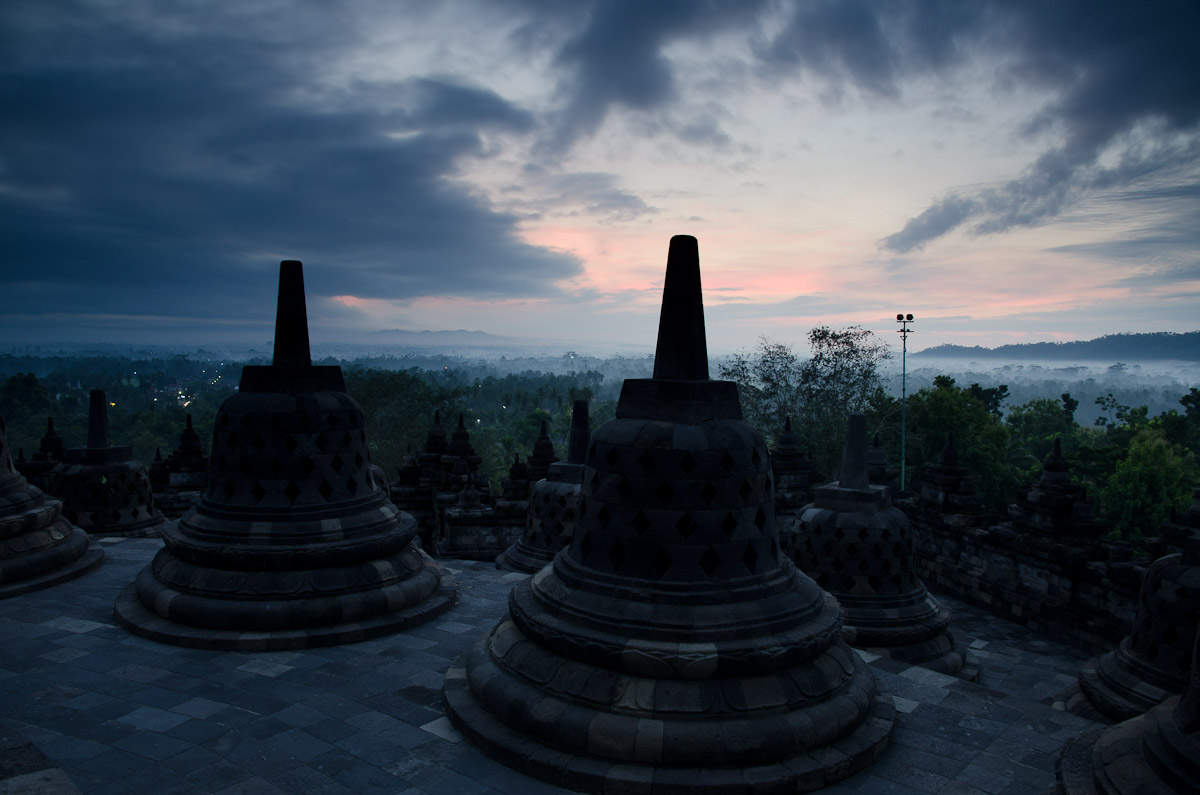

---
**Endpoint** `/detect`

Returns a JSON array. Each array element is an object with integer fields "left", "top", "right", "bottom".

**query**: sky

[{"left": 1, "top": 0, "right": 1198, "bottom": 356}]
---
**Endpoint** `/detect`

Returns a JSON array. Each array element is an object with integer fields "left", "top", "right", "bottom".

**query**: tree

[
  {"left": 719, "top": 327, "right": 891, "bottom": 477},
  {"left": 1097, "top": 430, "right": 1196, "bottom": 543}
]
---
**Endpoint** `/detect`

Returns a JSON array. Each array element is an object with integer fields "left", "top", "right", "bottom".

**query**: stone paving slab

[{"left": 0, "top": 537, "right": 1104, "bottom": 794}]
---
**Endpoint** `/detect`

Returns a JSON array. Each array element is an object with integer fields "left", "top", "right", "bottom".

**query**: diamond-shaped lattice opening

[
  {"left": 870, "top": 543, "right": 883, "bottom": 559},
  {"left": 679, "top": 452, "right": 697, "bottom": 475},
  {"left": 637, "top": 450, "right": 656, "bottom": 472},
  {"left": 609, "top": 540, "right": 627, "bottom": 571},
  {"left": 251, "top": 433, "right": 266, "bottom": 452},
  {"left": 868, "top": 575, "right": 882, "bottom": 591},
  {"left": 331, "top": 455, "right": 345, "bottom": 474},
  {"left": 354, "top": 453, "right": 364, "bottom": 469},
  {"left": 720, "top": 452, "right": 736, "bottom": 471},
  {"left": 270, "top": 415, "right": 282, "bottom": 430},
  {"left": 110, "top": 509, "right": 121, "bottom": 521},
  {"left": 250, "top": 481, "right": 266, "bottom": 503},
  {"left": 656, "top": 482, "right": 675, "bottom": 504},
  {"left": 739, "top": 479, "right": 753, "bottom": 500},
  {"left": 676, "top": 514, "right": 697, "bottom": 540},
  {"left": 318, "top": 479, "right": 334, "bottom": 501},
  {"left": 596, "top": 505, "right": 612, "bottom": 527},
  {"left": 239, "top": 455, "right": 251, "bottom": 474},
  {"left": 700, "top": 546, "right": 721, "bottom": 578},
  {"left": 223, "top": 480, "right": 237, "bottom": 500},
  {"left": 754, "top": 508, "right": 767, "bottom": 531},
  {"left": 240, "top": 414, "right": 254, "bottom": 428},
  {"left": 632, "top": 510, "right": 651, "bottom": 537},
  {"left": 284, "top": 436, "right": 298, "bottom": 454},
  {"left": 615, "top": 477, "right": 633, "bottom": 498},
  {"left": 651, "top": 546, "right": 672, "bottom": 578},
  {"left": 285, "top": 481, "right": 301, "bottom": 504},
  {"left": 700, "top": 482, "right": 718, "bottom": 506},
  {"left": 315, "top": 433, "right": 329, "bottom": 452},
  {"left": 269, "top": 457, "right": 283, "bottom": 476},
  {"left": 300, "top": 456, "right": 316, "bottom": 476},
  {"left": 227, "top": 434, "right": 239, "bottom": 450},
  {"left": 743, "top": 542, "right": 759, "bottom": 573},
  {"left": 751, "top": 449, "right": 762, "bottom": 467},
  {"left": 346, "top": 476, "right": 358, "bottom": 495},
  {"left": 342, "top": 431, "right": 353, "bottom": 447},
  {"left": 605, "top": 447, "right": 619, "bottom": 467},
  {"left": 327, "top": 412, "right": 340, "bottom": 429},
  {"left": 720, "top": 512, "right": 738, "bottom": 537}
]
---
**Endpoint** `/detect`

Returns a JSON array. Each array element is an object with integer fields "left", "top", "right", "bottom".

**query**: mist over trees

[{"left": 2, "top": 333, "right": 1197, "bottom": 544}]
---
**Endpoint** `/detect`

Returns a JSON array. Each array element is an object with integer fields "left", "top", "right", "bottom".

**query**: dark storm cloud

[
  {"left": 872, "top": 1, "right": 1200, "bottom": 252},
  {"left": 0, "top": 1, "right": 578, "bottom": 330}
]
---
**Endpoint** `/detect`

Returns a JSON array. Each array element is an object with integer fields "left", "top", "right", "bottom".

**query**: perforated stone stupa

[
  {"left": 1010, "top": 438, "right": 1102, "bottom": 539},
  {"left": 153, "top": 414, "right": 210, "bottom": 518},
  {"left": 772, "top": 416, "right": 817, "bottom": 532},
  {"left": 444, "top": 236, "right": 893, "bottom": 794},
  {"left": 495, "top": 400, "right": 590, "bottom": 574},
  {"left": 114, "top": 261, "right": 457, "bottom": 650},
  {"left": 1058, "top": 623, "right": 1200, "bottom": 794},
  {"left": 51, "top": 390, "right": 165, "bottom": 538},
  {"left": 0, "top": 410, "right": 103, "bottom": 598},
  {"left": 14, "top": 418, "right": 65, "bottom": 492},
  {"left": 1068, "top": 492, "right": 1200, "bottom": 722},
  {"left": 792, "top": 413, "right": 972, "bottom": 678}
]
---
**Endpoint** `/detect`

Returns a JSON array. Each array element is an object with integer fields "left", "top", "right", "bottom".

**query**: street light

[{"left": 896, "top": 313, "right": 914, "bottom": 490}]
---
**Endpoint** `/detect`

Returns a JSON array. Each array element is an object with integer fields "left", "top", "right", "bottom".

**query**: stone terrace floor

[{"left": 0, "top": 535, "right": 1104, "bottom": 795}]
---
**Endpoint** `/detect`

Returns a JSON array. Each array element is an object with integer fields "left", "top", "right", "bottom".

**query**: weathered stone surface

[
  {"left": 151, "top": 414, "right": 209, "bottom": 518},
  {"left": 114, "top": 260, "right": 457, "bottom": 650},
  {"left": 445, "top": 236, "right": 893, "bottom": 794},
  {"left": 0, "top": 410, "right": 102, "bottom": 598},
  {"left": 13, "top": 418, "right": 64, "bottom": 493},
  {"left": 1058, "top": 623, "right": 1200, "bottom": 794},
  {"left": 50, "top": 390, "right": 165, "bottom": 538},
  {"left": 772, "top": 416, "right": 816, "bottom": 530},
  {"left": 1069, "top": 488, "right": 1200, "bottom": 722},
  {"left": 1010, "top": 437, "right": 1103, "bottom": 540},
  {"left": 791, "top": 413, "right": 972, "bottom": 679},
  {"left": 497, "top": 400, "right": 590, "bottom": 574}
]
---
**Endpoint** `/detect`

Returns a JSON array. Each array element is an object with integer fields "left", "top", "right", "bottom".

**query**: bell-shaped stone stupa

[
  {"left": 445, "top": 236, "right": 893, "bottom": 794},
  {"left": 14, "top": 418, "right": 65, "bottom": 492},
  {"left": 114, "top": 261, "right": 457, "bottom": 650},
  {"left": 1058, "top": 622, "right": 1200, "bottom": 794},
  {"left": 51, "top": 390, "right": 165, "bottom": 537},
  {"left": 1068, "top": 492, "right": 1200, "bottom": 722},
  {"left": 0, "top": 411, "right": 103, "bottom": 598},
  {"left": 496, "top": 400, "right": 590, "bottom": 573},
  {"left": 792, "top": 413, "right": 972, "bottom": 678}
]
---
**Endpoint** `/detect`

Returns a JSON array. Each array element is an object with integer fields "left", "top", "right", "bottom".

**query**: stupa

[
  {"left": 445, "top": 236, "right": 893, "bottom": 794},
  {"left": 390, "top": 449, "right": 436, "bottom": 549},
  {"left": 792, "top": 413, "right": 971, "bottom": 678},
  {"left": 1058, "top": 623, "right": 1200, "bottom": 794},
  {"left": 51, "top": 390, "right": 165, "bottom": 537},
  {"left": 867, "top": 433, "right": 898, "bottom": 490},
  {"left": 153, "top": 414, "right": 211, "bottom": 518},
  {"left": 912, "top": 434, "right": 986, "bottom": 526},
  {"left": 495, "top": 400, "right": 590, "bottom": 573},
  {"left": 0, "top": 410, "right": 103, "bottom": 598},
  {"left": 14, "top": 418, "right": 65, "bottom": 492},
  {"left": 525, "top": 419, "right": 558, "bottom": 482},
  {"left": 1009, "top": 438, "right": 1102, "bottom": 539},
  {"left": 114, "top": 261, "right": 457, "bottom": 650},
  {"left": 1068, "top": 488, "right": 1200, "bottom": 722},
  {"left": 772, "top": 416, "right": 817, "bottom": 536}
]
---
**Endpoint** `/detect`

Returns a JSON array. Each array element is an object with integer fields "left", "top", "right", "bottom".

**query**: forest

[{"left": 2, "top": 328, "right": 1197, "bottom": 546}]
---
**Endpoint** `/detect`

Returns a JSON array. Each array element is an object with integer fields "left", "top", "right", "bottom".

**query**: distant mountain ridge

[{"left": 914, "top": 331, "right": 1200, "bottom": 362}]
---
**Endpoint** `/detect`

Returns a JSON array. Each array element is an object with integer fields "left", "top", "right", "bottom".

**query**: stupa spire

[
  {"left": 840, "top": 412, "right": 870, "bottom": 489},
  {"left": 272, "top": 260, "right": 311, "bottom": 367},
  {"left": 567, "top": 400, "right": 589, "bottom": 465},
  {"left": 86, "top": 389, "right": 110, "bottom": 449},
  {"left": 652, "top": 235, "right": 708, "bottom": 380}
]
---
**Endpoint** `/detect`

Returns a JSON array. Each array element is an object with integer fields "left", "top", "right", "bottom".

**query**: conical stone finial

[
  {"left": 840, "top": 412, "right": 870, "bottom": 489},
  {"left": 939, "top": 432, "right": 959, "bottom": 467},
  {"left": 86, "top": 389, "right": 110, "bottom": 449},
  {"left": 652, "top": 235, "right": 708, "bottom": 381},
  {"left": 272, "top": 260, "right": 311, "bottom": 367},
  {"left": 567, "top": 400, "right": 589, "bottom": 465}
]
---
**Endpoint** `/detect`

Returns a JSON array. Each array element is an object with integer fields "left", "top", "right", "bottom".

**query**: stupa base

[
  {"left": 494, "top": 543, "right": 552, "bottom": 574},
  {"left": 113, "top": 568, "right": 458, "bottom": 651},
  {"left": 851, "top": 632, "right": 978, "bottom": 682},
  {"left": 1070, "top": 650, "right": 1175, "bottom": 723},
  {"left": 0, "top": 534, "right": 103, "bottom": 599},
  {"left": 444, "top": 633, "right": 895, "bottom": 795}
]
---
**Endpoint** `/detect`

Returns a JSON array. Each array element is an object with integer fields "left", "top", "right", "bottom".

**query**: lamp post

[{"left": 896, "top": 313, "right": 914, "bottom": 490}]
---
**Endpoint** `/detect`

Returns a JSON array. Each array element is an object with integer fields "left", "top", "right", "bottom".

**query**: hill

[{"left": 913, "top": 331, "right": 1200, "bottom": 362}]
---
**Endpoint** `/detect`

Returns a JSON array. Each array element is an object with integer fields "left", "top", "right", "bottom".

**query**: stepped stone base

[
  {"left": 0, "top": 532, "right": 103, "bottom": 599},
  {"left": 114, "top": 563, "right": 457, "bottom": 652}
]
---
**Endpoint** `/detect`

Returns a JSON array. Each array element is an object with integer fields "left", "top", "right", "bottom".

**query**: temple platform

[{"left": 0, "top": 535, "right": 1102, "bottom": 794}]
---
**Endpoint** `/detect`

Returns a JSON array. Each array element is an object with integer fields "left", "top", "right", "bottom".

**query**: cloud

[{"left": 0, "top": 1, "right": 580, "bottom": 333}]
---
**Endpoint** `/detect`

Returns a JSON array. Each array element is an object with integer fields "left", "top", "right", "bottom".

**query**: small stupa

[
  {"left": 772, "top": 416, "right": 817, "bottom": 536},
  {"left": 1058, "top": 622, "right": 1200, "bottom": 794},
  {"left": 14, "top": 418, "right": 65, "bottom": 492},
  {"left": 912, "top": 433, "right": 987, "bottom": 526},
  {"left": 1068, "top": 489, "right": 1200, "bottom": 722},
  {"left": 153, "top": 414, "right": 210, "bottom": 518},
  {"left": 445, "top": 236, "right": 893, "bottom": 793},
  {"left": 495, "top": 400, "right": 590, "bottom": 573},
  {"left": 524, "top": 419, "right": 559, "bottom": 482},
  {"left": 114, "top": 261, "right": 457, "bottom": 650},
  {"left": 0, "top": 410, "right": 103, "bottom": 598},
  {"left": 1009, "top": 438, "right": 1102, "bottom": 539},
  {"left": 792, "top": 413, "right": 972, "bottom": 678},
  {"left": 867, "top": 433, "right": 898, "bottom": 490},
  {"left": 51, "top": 390, "right": 165, "bottom": 537}
]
